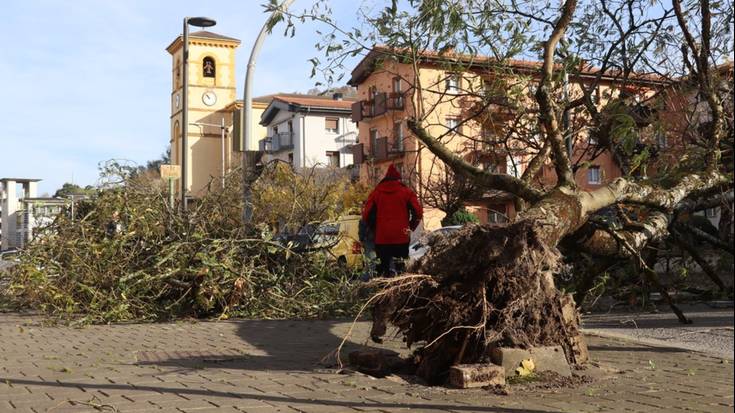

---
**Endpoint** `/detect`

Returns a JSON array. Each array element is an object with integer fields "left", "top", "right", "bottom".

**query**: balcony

[
  {"left": 351, "top": 143, "right": 365, "bottom": 164},
  {"left": 266, "top": 132, "right": 294, "bottom": 152},
  {"left": 372, "top": 137, "right": 404, "bottom": 162},
  {"left": 387, "top": 92, "right": 404, "bottom": 110},
  {"left": 351, "top": 92, "right": 405, "bottom": 122}
]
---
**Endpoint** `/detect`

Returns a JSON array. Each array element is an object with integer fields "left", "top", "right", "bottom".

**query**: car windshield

[{"left": 317, "top": 223, "right": 340, "bottom": 235}]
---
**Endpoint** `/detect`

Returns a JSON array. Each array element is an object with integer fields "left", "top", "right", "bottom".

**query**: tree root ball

[{"left": 368, "top": 220, "right": 586, "bottom": 384}]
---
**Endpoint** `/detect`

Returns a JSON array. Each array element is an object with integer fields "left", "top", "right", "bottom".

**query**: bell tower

[{"left": 166, "top": 30, "right": 241, "bottom": 196}]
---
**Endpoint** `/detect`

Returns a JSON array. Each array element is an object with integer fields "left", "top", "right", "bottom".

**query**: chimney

[{"left": 332, "top": 92, "right": 343, "bottom": 101}]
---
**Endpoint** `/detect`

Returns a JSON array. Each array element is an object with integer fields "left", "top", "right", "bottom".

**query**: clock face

[{"left": 202, "top": 91, "right": 217, "bottom": 106}]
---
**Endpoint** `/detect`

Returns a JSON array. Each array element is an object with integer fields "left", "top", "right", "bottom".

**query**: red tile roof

[
  {"left": 349, "top": 46, "right": 668, "bottom": 86},
  {"left": 271, "top": 94, "right": 356, "bottom": 109}
]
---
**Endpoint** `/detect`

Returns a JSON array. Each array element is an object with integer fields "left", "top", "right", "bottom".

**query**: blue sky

[{"left": 0, "top": 1, "right": 364, "bottom": 195}]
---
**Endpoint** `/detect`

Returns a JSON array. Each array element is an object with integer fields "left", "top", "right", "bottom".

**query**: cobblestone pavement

[
  {"left": 0, "top": 313, "right": 732, "bottom": 413},
  {"left": 583, "top": 304, "right": 734, "bottom": 360}
]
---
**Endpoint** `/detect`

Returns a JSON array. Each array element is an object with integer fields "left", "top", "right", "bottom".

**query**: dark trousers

[{"left": 375, "top": 243, "right": 408, "bottom": 276}]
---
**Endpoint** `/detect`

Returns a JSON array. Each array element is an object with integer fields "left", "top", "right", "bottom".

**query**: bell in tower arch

[{"left": 202, "top": 56, "right": 216, "bottom": 78}]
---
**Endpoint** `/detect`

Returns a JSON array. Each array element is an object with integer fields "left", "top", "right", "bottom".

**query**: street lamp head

[{"left": 188, "top": 17, "right": 217, "bottom": 27}]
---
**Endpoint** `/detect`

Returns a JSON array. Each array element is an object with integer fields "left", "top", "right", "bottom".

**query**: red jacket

[{"left": 362, "top": 179, "right": 423, "bottom": 245}]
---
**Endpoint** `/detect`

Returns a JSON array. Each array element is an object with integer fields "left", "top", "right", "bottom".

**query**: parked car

[
  {"left": 275, "top": 215, "right": 364, "bottom": 268},
  {"left": 321, "top": 215, "right": 363, "bottom": 268},
  {"left": 408, "top": 225, "right": 462, "bottom": 263}
]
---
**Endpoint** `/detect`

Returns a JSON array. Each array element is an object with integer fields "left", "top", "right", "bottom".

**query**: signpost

[{"left": 160, "top": 164, "right": 181, "bottom": 208}]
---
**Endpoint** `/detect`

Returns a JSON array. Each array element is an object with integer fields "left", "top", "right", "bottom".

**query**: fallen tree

[
  {"left": 281, "top": 0, "right": 733, "bottom": 382},
  {"left": 2, "top": 161, "right": 366, "bottom": 323}
]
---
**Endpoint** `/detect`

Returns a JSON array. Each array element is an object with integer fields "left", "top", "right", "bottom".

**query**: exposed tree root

[{"left": 368, "top": 221, "right": 585, "bottom": 384}]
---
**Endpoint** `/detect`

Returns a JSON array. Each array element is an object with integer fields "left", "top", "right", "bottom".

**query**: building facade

[
  {"left": 258, "top": 94, "right": 358, "bottom": 170},
  {"left": 347, "top": 47, "right": 666, "bottom": 229},
  {"left": 1, "top": 178, "right": 67, "bottom": 250}
]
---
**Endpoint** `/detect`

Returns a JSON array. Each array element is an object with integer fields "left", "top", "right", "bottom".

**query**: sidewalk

[
  {"left": 0, "top": 312, "right": 732, "bottom": 413},
  {"left": 582, "top": 304, "right": 734, "bottom": 360}
]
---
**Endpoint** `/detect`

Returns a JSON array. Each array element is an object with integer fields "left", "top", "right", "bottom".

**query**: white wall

[
  {"left": 302, "top": 114, "right": 357, "bottom": 168},
  {"left": 263, "top": 110, "right": 357, "bottom": 169}
]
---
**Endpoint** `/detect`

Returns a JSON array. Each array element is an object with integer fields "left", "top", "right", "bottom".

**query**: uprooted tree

[{"left": 274, "top": 0, "right": 733, "bottom": 382}]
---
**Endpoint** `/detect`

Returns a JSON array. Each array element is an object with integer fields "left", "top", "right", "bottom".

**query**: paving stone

[{"left": 0, "top": 314, "right": 732, "bottom": 412}]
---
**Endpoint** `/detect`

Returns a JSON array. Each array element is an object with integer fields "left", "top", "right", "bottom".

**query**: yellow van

[{"left": 317, "top": 215, "right": 363, "bottom": 268}]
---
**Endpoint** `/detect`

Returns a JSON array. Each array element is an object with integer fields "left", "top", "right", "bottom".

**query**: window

[
  {"left": 592, "top": 87, "right": 601, "bottom": 105},
  {"left": 446, "top": 117, "right": 459, "bottom": 131},
  {"left": 481, "top": 161, "right": 498, "bottom": 173},
  {"left": 392, "top": 77, "right": 403, "bottom": 107},
  {"left": 506, "top": 156, "right": 523, "bottom": 178},
  {"left": 202, "top": 57, "right": 216, "bottom": 78},
  {"left": 487, "top": 206, "right": 508, "bottom": 224},
  {"left": 587, "top": 166, "right": 602, "bottom": 184},
  {"left": 705, "top": 208, "right": 718, "bottom": 218},
  {"left": 370, "top": 128, "right": 378, "bottom": 155},
  {"left": 445, "top": 73, "right": 460, "bottom": 93},
  {"left": 393, "top": 121, "right": 404, "bottom": 151},
  {"left": 325, "top": 118, "right": 339, "bottom": 133},
  {"left": 326, "top": 151, "right": 340, "bottom": 168},
  {"left": 656, "top": 133, "right": 667, "bottom": 149},
  {"left": 369, "top": 85, "right": 378, "bottom": 99},
  {"left": 175, "top": 59, "right": 181, "bottom": 88},
  {"left": 481, "top": 128, "right": 493, "bottom": 142},
  {"left": 588, "top": 135, "right": 598, "bottom": 145}
]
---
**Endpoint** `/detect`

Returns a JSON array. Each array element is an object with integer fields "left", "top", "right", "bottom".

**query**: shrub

[{"left": 441, "top": 208, "right": 480, "bottom": 226}]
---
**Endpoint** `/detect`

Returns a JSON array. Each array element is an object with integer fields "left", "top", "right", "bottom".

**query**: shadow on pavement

[
  {"left": 587, "top": 345, "right": 687, "bottom": 353},
  {"left": 136, "top": 319, "right": 385, "bottom": 372},
  {"left": 0, "top": 378, "right": 559, "bottom": 413},
  {"left": 582, "top": 312, "right": 734, "bottom": 329}
]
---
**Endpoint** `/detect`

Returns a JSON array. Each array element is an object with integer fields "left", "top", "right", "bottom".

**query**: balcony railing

[
  {"left": 371, "top": 137, "right": 404, "bottom": 162},
  {"left": 351, "top": 92, "right": 405, "bottom": 122},
  {"left": 270, "top": 132, "right": 294, "bottom": 152}
]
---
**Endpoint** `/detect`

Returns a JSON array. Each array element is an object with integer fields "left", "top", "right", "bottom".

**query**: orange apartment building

[{"left": 347, "top": 47, "right": 668, "bottom": 230}]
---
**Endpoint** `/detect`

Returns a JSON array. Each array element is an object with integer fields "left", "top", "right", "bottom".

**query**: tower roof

[
  {"left": 166, "top": 30, "right": 241, "bottom": 54},
  {"left": 189, "top": 30, "right": 240, "bottom": 43}
]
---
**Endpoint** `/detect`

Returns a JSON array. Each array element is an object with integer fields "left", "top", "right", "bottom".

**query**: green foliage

[
  {"left": 2, "top": 165, "right": 362, "bottom": 324},
  {"left": 251, "top": 162, "right": 369, "bottom": 233},
  {"left": 53, "top": 183, "right": 96, "bottom": 198},
  {"left": 441, "top": 208, "right": 479, "bottom": 226}
]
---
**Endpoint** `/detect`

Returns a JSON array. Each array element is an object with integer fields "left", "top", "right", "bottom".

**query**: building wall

[
  {"left": 302, "top": 114, "right": 357, "bottom": 167},
  {"left": 263, "top": 109, "right": 356, "bottom": 169},
  {"left": 352, "top": 56, "right": 665, "bottom": 230},
  {"left": 1, "top": 180, "right": 39, "bottom": 250}
]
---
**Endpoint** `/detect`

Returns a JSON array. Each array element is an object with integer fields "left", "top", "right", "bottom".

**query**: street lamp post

[
  {"left": 181, "top": 16, "right": 216, "bottom": 211},
  {"left": 241, "top": 0, "right": 295, "bottom": 222}
]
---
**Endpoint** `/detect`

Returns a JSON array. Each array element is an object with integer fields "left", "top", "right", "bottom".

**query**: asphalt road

[{"left": 583, "top": 303, "right": 734, "bottom": 360}]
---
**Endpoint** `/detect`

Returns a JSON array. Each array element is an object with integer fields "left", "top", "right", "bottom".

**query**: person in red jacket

[{"left": 361, "top": 164, "right": 423, "bottom": 277}]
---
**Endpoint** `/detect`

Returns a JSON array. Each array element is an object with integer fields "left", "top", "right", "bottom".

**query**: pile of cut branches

[
  {"left": 2, "top": 163, "right": 361, "bottom": 323},
  {"left": 369, "top": 221, "right": 584, "bottom": 384}
]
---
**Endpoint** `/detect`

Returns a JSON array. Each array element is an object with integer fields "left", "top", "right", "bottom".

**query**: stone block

[
  {"left": 488, "top": 345, "right": 572, "bottom": 377},
  {"left": 449, "top": 363, "right": 505, "bottom": 388}
]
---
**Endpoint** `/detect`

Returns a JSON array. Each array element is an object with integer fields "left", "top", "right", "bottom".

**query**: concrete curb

[{"left": 582, "top": 328, "right": 735, "bottom": 361}]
